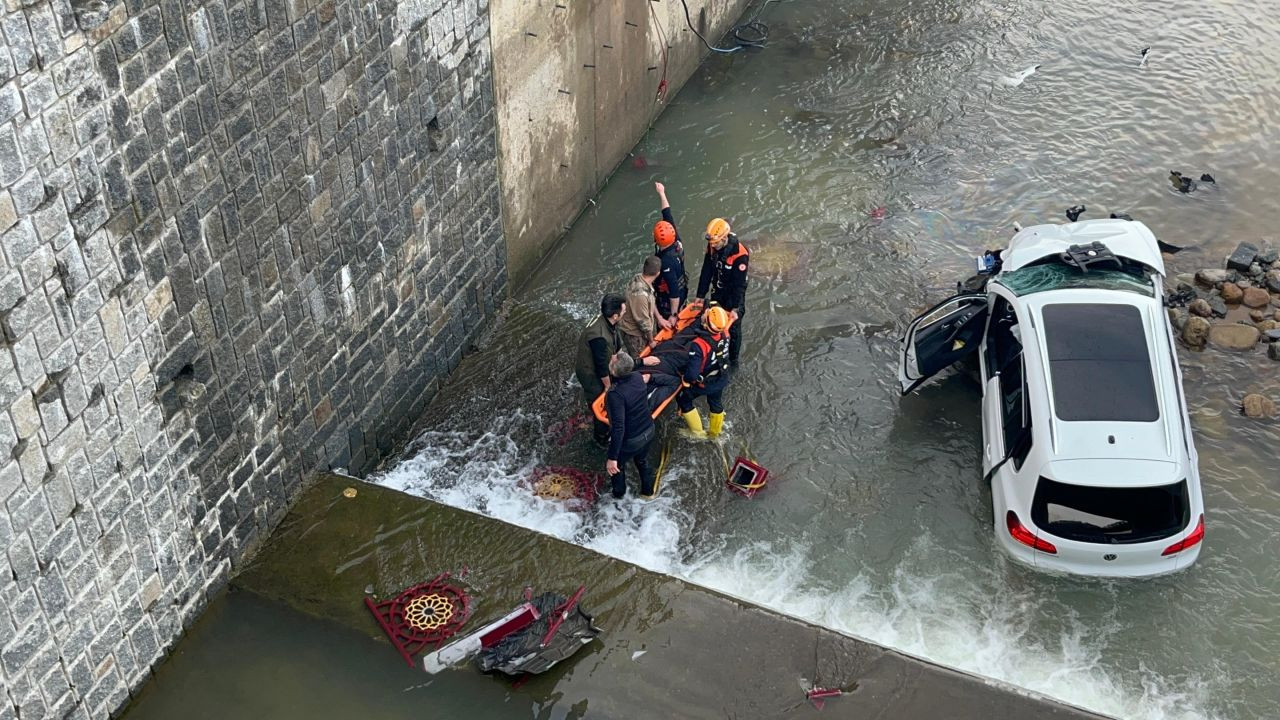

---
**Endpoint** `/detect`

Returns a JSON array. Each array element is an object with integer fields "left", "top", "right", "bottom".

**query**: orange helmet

[
  {"left": 654, "top": 220, "right": 676, "bottom": 248},
  {"left": 705, "top": 218, "right": 731, "bottom": 244},
  {"left": 703, "top": 306, "right": 731, "bottom": 333}
]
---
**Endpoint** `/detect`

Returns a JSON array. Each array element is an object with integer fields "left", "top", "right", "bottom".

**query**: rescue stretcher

[{"left": 591, "top": 303, "right": 733, "bottom": 424}]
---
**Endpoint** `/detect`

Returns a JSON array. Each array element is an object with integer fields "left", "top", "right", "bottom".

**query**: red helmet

[{"left": 654, "top": 221, "right": 676, "bottom": 248}]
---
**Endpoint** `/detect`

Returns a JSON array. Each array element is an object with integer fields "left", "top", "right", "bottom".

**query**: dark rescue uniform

[
  {"left": 696, "top": 234, "right": 749, "bottom": 366},
  {"left": 604, "top": 372, "right": 656, "bottom": 498},
  {"left": 654, "top": 207, "right": 688, "bottom": 319},
  {"left": 575, "top": 314, "right": 622, "bottom": 444},
  {"left": 677, "top": 328, "right": 731, "bottom": 414}
]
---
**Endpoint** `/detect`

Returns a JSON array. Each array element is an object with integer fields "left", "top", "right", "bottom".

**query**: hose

[{"left": 677, "top": 0, "right": 787, "bottom": 54}]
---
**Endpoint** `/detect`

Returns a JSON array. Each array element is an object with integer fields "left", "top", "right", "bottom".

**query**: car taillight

[
  {"left": 1006, "top": 511, "right": 1057, "bottom": 554},
  {"left": 1161, "top": 515, "right": 1204, "bottom": 556}
]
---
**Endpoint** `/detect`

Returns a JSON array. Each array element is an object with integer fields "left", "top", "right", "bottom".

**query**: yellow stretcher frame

[{"left": 592, "top": 304, "right": 732, "bottom": 425}]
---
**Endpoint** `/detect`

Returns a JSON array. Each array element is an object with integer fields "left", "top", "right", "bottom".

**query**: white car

[{"left": 899, "top": 219, "right": 1204, "bottom": 577}]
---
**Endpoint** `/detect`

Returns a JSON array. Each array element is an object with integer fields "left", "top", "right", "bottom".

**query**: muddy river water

[{"left": 368, "top": 0, "right": 1280, "bottom": 717}]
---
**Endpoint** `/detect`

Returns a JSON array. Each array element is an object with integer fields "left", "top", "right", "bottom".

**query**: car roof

[
  {"left": 1002, "top": 219, "right": 1167, "bottom": 277},
  {"left": 1003, "top": 286, "right": 1189, "bottom": 486}
]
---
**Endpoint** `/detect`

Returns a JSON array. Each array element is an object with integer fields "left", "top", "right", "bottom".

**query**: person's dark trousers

[
  {"left": 728, "top": 316, "right": 743, "bottom": 368},
  {"left": 611, "top": 442, "right": 654, "bottom": 498},
  {"left": 591, "top": 415, "right": 610, "bottom": 447},
  {"left": 676, "top": 376, "right": 727, "bottom": 414},
  {"left": 642, "top": 372, "right": 681, "bottom": 413}
]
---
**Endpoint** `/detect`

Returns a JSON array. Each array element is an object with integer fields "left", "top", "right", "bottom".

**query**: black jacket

[
  {"left": 604, "top": 373, "right": 655, "bottom": 460},
  {"left": 696, "top": 234, "right": 749, "bottom": 313}
]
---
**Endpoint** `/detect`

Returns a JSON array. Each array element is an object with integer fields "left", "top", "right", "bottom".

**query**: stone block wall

[{"left": 0, "top": 0, "right": 504, "bottom": 716}]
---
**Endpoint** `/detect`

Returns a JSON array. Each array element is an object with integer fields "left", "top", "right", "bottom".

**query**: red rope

[{"left": 648, "top": 0, "right": 670, "bottom": 102}]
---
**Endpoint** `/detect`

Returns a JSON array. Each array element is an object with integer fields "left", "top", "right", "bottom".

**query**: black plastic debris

[{"left": 1065, "top": 205, "right": 1086, "bottom": 222}]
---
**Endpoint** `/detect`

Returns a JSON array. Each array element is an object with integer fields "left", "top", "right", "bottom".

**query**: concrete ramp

[{"left": 222, "top": 475, "right": 1109, "bottom": 719}]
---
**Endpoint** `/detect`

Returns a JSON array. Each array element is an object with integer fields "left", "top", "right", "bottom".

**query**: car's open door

[{"left": 898, "top": 293, "right": 988, "bottom": 394}]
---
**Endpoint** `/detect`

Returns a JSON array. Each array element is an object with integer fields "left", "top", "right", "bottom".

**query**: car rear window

[
  {"left": 1042, "top": 303, "right": 1159, "bottom": 422},
  {"left": 1031, "top": 477, "right": 1189, "bottom": 544}
]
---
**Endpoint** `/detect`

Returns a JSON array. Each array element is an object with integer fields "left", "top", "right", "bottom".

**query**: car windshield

[
  {"left": 998, "top": 263, "right": 1155, "bottom": 297},
  {"left": 1031, "top": 477, "right": 1189, "bottom": 544}
]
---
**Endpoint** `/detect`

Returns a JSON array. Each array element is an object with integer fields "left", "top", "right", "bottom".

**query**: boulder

[
  {"left": 1226, "top": 242, "right": 1260, "bottom": 272},
  {"left": 1196, "top": 268, "right": 1229, "bottom": 286},
  {"left": 1221, "top": 282, "right": 1243, "bottom": 303},
  {"left": 1183, "top": 316, "right": 1211, "bottom": 346},
  {"left": 1208, "top": 323, "right": 1260, "bottom": 350},
  {"left": 1242, "top": 393, "right": 1276, "bottom": 418},
  {"left": 1266, "top": 270, "right": 1280, "bottom": 294},
  {"left": 1257, "top": 319, "right": 1280, "bottom": 333},
  {"left": 1243, "top": 287, "right": 1270, "bottom": 308},
  {"left": 1264, "top": 328, "right": 1280, "bottom": 343},
  {"left": 1168, "top": 307, "right": 1188, "bottom": 331},
  {"left": 1259, "top": 247, "right": 1279, "bottom": 265},
  {"left": 1250, "top": 309, "right": 1269, "bottom": 323},
  {"left": 1208, "top": 295, "right": 1229, "bottom": 317},
  {"left": 1188, "top": 298, "right": 1212, "bottom": 317}
]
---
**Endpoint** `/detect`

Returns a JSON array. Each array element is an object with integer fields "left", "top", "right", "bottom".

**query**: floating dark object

[
  {"left": 1168, "top": 171, "right": 1196, "bottom": 193},
  {"left": 727, "top": 457, "right": 770, "bottom": 497},
  {"left": 1065, "top": 205, "right": 1086, "bottom": 222},
  {"left": 1157, "top": 239, "right": 1187, "bottom": 254},
  {"left": 1110, "top": 212, "right": 1133, "bottom": 221},
  {"left": 1199, "top": 173, "right": 1215, "bottom": 183},
  {"left": 1139, "top": 47, "right": 1150, "bottom": 66},
  {"left": 366, "top": 574, "right": 473, "bottom": 667}
]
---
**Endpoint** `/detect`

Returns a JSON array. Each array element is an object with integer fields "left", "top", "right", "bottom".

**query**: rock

[
  {"left": 1275, "top": 309, "right": 1280, "bottom": 322},
  {"left": 1208, "top": 295, "right": 1229, "bottom": 317},
  {"left": 1259, "top": 248, "right": 1279, "bottom": 265},
  {"left": 1265, "top": 270, "right": 1280, "bottom": 294},
  {"left": 1241, "top": 393, "right": 1276, "bottom": 418},
  {"left": 1183, "top": 316, "right": 1211, "bottom": 346},
  {"left": 1265, "top": 328, "right": 1280, "bottom": 343},
  {"left": 1168, "top": 307, "right": 1188, "bottom": 331},
  {"left": 1227, "top": 242, "right": 1259, "bottom": 272},
  {"left": 1221, "top": 282, "right": 1243, "bottom": 303},
  {"left": 1256, "top": 319, "right": 1280, "bottom": 333},
  {"left": 1271, "top": 343, "right": 1280, "bottom": 360},
  {"left": 1208, "top": 323, "right": 1260, "bottom": 350},
  {"left": 1175, "top": 273, "right": 1196, "bottom": 288},
  {"left": 1250, "top": 309, "right": 1269, "bottom": 323},
  {"left": 1188, "top": 298, "right": 1212, "bottom": 317},
  {"left": 1251, "top": 262, "right": 1265, "bottom": 278},
  {"left": 1195, "top": 268, "right": 1229, "bottom": 286},
  {"left": 1243, "top": 287, "right": 1270, "bottom": 308}
]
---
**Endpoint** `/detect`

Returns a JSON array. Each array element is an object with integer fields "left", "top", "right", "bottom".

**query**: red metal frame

[
  {"left": 365, "top": 573, "right": 472, "bottom": 667},
  {"left": 726, "top": 457, "right": 770, "bottom": 498}
]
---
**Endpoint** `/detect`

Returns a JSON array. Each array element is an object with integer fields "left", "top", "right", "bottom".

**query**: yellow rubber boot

[
  {"left": 708, "top": 412, "right": 725, "bottom": 437},
  {"left": 681, "top": 409, "right": 706, "bottom": 438}
]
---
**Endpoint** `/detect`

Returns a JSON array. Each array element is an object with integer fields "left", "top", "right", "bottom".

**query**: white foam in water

[{"left": 372, "top": 417, "right": 1217, "bottom": 720}]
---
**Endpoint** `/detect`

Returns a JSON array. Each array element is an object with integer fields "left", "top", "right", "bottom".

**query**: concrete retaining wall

[
  {"left": 0, "top": 0, "right": 503, "bottom": 717},
  {"left": 490, "top": 0, "right": 750, "bottom": 284}
]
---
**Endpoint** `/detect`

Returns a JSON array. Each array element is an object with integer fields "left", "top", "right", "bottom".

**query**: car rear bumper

[{"left": 993, "top": 526, "right": 1201, "bottom": 578}]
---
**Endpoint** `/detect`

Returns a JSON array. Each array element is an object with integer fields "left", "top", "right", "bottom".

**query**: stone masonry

[{"left": 0, "top": 0, "right": 504, "bottom": 716}]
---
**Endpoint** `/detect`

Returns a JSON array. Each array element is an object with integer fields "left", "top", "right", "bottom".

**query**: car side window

[
  {"left": 1000, "top": 354, "right": 1034, "bottom": 470},
  {"left": 986, "top": 297, "right": 1021, "bottom": 380}
]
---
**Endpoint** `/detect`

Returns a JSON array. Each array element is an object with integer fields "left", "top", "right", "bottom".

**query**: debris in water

[
  {"left": 528, "top": 466, "right": 604, "bottom": 509},
  {"left": 366, "top": 574, "right": 473, "bottom": 667},
  {"left": 631, "top": 650, "right": 647, "bottom": 661},
  {"left": 1065, "top": 205, "right": 1086, "bottom": 222},
  {"left": 1139, "top": 46, "right": 1150, "bottom": 67},
  {"left": 632, "top": 154, "right": 649, "bottom": 169},
  {"left": 343, "top": 487, "right": 358, "bottom": 498},
  {"left": 1169, "top": 170, "right": 1197, "bottom": 193},
  {"left": 807, "top": 687, "right": 843, "bottom": 710},
  {"left": 868, "top": 206, "right": 887, "bottom": 220},
  {"left": 1200, "top": 173, "right": 1216, "bottom": 183},
  {"left": 998, "top": 64, "right": 1040, "bottom": 87}
]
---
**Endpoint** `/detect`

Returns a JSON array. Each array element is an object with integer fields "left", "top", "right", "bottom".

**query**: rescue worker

[
  {"left": 695, "top": 217, "right": 749, "bottom": 368},
  {"left": 575, "top": 293, "right": 625, "bottom": 446},
  {"left": 618, "top": 255, "right": 671, "bottom": 358},
  {"left": 653, "top": 182, "right": 688, "bottom": 321},
  {"left": 604, "top": 352, "right": 657, "bottom": 499},
  {"left": 678, "top": 306, "right": 733, "bottom": 438}
]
